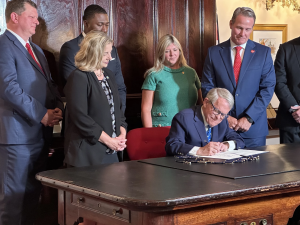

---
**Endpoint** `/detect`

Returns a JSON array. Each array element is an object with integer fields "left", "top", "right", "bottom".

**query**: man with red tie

[
  {"left": 0, "top": 0, "right": 63, "bottom": 224},
  {"left": 201, "top": 7, "right": 276, "bottom": 148}
]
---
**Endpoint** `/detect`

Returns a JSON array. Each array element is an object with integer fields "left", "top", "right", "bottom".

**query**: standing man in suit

[
  {"left": 59, "top": 4, "right": 127, "bottom": 113},
  {"left": 0, "top": 1, "right": 63, "bottom": 224},
  {"left": 275, "top": 37, "right": 300, "bottom": 143},
  {"left": 201, "top": 7, "right": 275, "bottom": 148},
  {"left": 166, "top": 88, "right": 245, "bottom": 156}
]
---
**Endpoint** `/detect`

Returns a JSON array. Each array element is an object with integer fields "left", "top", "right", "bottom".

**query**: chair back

[{"left": 126, "top": 127, "right": 171, "bottom": 160}]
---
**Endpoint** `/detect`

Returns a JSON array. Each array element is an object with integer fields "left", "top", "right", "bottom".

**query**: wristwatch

[{"left": 245, "top": 115, "right": 253, "bottom": 124}]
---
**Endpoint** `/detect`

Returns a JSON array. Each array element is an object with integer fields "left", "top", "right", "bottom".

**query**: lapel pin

[
  {"left": 251, "top": 50, "right": 255, "bottom": 53},
  {"left": 182, "top": 72, "right": 184, "bottom": 74}
]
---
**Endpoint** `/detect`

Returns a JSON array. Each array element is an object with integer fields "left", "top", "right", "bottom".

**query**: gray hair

[
  {"left": 231, "top": 7, "right": 256, "bottom": 25},
  {"left": 206, "top": 88, "right": 234, "bottom": 109},
  {"left": 5, "top": 0, "right": 37, "bottom": 23}
]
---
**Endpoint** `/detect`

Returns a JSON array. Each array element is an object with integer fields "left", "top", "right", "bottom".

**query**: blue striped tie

[{"left": 206, "top": 126, "right": 211, "bottom": 143}]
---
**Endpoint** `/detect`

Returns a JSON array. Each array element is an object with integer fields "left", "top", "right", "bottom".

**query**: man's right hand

[
  {"left": 41, "top": 109, "right": 63, "bottom": 127},
  {"left": 227, "top": 115, "right": 238, "bottom": 129},
  {"left": 196, "top": 142, "right": 221, "bottom": 156}
]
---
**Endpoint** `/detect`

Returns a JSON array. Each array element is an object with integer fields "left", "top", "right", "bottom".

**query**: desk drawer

[
  {"left": 71, "top": 193, "right": 130, "bottom": 222},
  {"left": 235, "top": 214, "right": 273, "bottom": 225}
]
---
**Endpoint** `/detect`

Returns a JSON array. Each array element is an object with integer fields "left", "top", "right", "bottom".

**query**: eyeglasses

[{"left": 210, "top": 101, "right": 228, "bottom": 119}]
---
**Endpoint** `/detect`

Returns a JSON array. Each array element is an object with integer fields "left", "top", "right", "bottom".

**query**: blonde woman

[
  {"left": 141, "top": 34, "right": 203, "bottom": 127},
  {"left": 64, "top": 30, "right": 127, "bottom": 167}
]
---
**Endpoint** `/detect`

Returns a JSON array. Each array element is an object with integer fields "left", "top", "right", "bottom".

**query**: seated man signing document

[{"left": 166, "top": 88, "right": 245, "bottom": 156}]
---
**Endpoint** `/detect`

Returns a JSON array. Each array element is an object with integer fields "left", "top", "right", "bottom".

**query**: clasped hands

[
  {"left": 41, "top": 108, "right": 63, "bottom": 127},
  {"left": 227, "top": 115, "right": 251, "bottom": 133},
  {"left": 291, "top": 106, "right": 300, "bottom": 124},
  {"left": 99, "top": 131, "right": 127, "bottom": 152},
  {"left": 106, "top": 135, "right": 127, "bottom": 151},
  {"left": 196, "top": 142, "right": 229, "bottom": 156}
]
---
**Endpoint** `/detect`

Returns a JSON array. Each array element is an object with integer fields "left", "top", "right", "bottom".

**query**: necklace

[{"left": 94, "top": 69, "right": 104, "bottom": 80}]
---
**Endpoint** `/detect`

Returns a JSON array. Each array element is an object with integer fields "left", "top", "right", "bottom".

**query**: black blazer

[
  {"left": 64, "top": 67, "right": 127, "bottom": 167},
  {"left": 275, "top": 37, "right": 300, "bottom": 130},
  {"left": 59, "top": 34, "right": 127, "bottom": 112}
]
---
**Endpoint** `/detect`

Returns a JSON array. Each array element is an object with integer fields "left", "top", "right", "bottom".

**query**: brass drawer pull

[
  {"left": 112, "top": 208, "right": 123, "bottom": 216},
  {"left": 77, "top": 197, "right": 84, "bottom": 204},
  {"left": 260, "top": 219, "right": 267, "bottom": 225}
]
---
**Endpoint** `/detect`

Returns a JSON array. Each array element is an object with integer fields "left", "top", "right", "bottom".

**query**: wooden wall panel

[
  {"left": 114, "top": 0, "right": 154, "bottom": 95},
  {"left": 32, "top": 0, "right": 79, "bottom": 60},
  {"left": 187, "top": 0, "right": 201, "bottom": 74}
]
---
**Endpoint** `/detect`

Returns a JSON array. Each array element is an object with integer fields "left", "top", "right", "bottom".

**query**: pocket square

[{"left": 110, "top": 58, "right": 115, "bottom": 61}]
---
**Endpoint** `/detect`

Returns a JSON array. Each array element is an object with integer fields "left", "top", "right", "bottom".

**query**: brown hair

[{"left": 5, "top": 0, "right": 37, "bottom": 23}]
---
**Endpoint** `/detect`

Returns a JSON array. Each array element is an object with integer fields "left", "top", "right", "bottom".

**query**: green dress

[{"left": 142, "top": 66, "right": 201, "bottom": 127}]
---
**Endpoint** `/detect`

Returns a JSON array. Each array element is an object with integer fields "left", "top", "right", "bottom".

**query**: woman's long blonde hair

[
  {"left": 75, "top": 30, "right": 113, "bottom": 72},
  {"left": 144, "top": 34, "right": 188, "bottom": 78}
]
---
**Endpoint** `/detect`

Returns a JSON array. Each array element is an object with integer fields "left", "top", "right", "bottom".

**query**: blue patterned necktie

[{"left": 206, "top": 125, "right": 211, "bottom": 143}]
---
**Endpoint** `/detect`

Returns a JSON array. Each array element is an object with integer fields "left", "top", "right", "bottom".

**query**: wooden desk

[{"left": 37, "top": 144, "right": 300, "bottom": 225}]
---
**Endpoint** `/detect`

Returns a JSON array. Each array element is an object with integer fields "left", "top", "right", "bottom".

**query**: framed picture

[{"left": 250, "top": 24, "right": 288, "bottom": 62}]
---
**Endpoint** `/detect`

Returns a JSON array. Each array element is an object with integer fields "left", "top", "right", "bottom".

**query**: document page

[{"left": 194, "top": 149, "right": 268, "bottom": 160}]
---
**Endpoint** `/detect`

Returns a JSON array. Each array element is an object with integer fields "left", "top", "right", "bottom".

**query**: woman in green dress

[{"left": 141, "top": 34, "right": 203, "bottom": 127}]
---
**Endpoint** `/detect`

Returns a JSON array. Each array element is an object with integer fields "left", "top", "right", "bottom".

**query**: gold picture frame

[
  {"left": 250, "top": 24, "right": 288, "bottom": 62},
  {"left": 250, "top": 24, "right": 288, "bottom": 43}
]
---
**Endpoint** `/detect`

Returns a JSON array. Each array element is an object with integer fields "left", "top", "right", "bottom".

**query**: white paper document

[{"left": 194, "top": 149, "right": 269, "bottom": 160}]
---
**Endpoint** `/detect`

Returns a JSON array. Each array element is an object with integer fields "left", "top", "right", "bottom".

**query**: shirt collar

[
  {"left": 201, "top": 106, "right": 209, "bottom": 128},
  {"left": 230, "top": 38, "right": 247, "bottom": 50},
  {"left": 7, "top": 29, "right": 29, "bottom": 48}
]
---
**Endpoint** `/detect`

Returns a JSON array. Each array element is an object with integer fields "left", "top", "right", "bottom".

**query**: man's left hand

[{"left": 234, "top": 117, "right": 251, "bottom": 132}]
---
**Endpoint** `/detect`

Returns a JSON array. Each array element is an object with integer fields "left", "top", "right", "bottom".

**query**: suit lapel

[
  {"left": 5, "top": 31, "right": 47, "bottom": 80},
  {"left": 193, "top": 106, "right": 209, "bottom": 145},
  {"left": 293, "top": 40, "right": 300, "bottom": 70},
  {"left": 220, "top": 40, "right": 236, "bottom": 88},
  {"left": 77, "top": 34, "right": 84, "bottom": 46},
  {"left": 30, "top": 43, "right": 48, "bottom": 79},
  {"left": 237, "top": 40, "right": 256, "bottom": 84}
]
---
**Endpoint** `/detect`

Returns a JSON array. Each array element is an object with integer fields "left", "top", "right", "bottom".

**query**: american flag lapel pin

[{"left": 251, "top": 50, "right": 255, "bottom": 53}]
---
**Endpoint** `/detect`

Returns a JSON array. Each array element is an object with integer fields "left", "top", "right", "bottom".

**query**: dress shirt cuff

[
  {"left": 223, "top": 141, "right": 236, "bottom": 151},
  {"left": 189, "top": 146, "right": 200, "bottom": 155}
]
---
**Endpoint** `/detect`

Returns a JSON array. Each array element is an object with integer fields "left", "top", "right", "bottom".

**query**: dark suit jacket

[
  {"left": 165, "top": 106, "right": 245, "bottom": 156},
  {"left": 201, "top": 39, "right": 276, "bottom": 139},
  {"left": 0, "top": 30, "right": 63, "bottom": 144},
  {"left": 275, "top": 37, "right": 300, "bottom": 130},
  {"left": 64, "top": 67, "right": 127, "bottom": 167},
  {"left": 59, "top": 34, "right": 127, "bottom": 112}
]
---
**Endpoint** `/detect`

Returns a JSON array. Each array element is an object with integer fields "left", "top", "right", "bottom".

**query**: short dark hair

[
  {"left": 83, "top": 4, "right": 107, "bottom": 21},
  {"left": 5, "top": 0, "right": 37, "bottom": 23}
]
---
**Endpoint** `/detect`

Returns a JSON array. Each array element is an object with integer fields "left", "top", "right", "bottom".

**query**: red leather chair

[{"left": 126, "top": 127, "right": 171, "bottom": 160}]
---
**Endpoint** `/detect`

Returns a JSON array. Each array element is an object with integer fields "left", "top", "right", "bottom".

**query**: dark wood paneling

[
  {"left": 188, "top": 0, "right": 202, "bottom": 75},
  {"left": 32, "top": 0, "right": 79, "bottom": 60},
  {"left": 114, "top": 0, "right": 154, "bottom": 94}
]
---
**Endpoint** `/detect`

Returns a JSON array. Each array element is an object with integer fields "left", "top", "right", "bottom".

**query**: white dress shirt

[
  {"left": 7, "top": 29, "right": 41, "bottom": 64},
  {"left": 230, "top": 39, "right": 247, "bottom": 67},
  {"left": 189, "top": 107, "right": 236, "bottom": 156}
]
